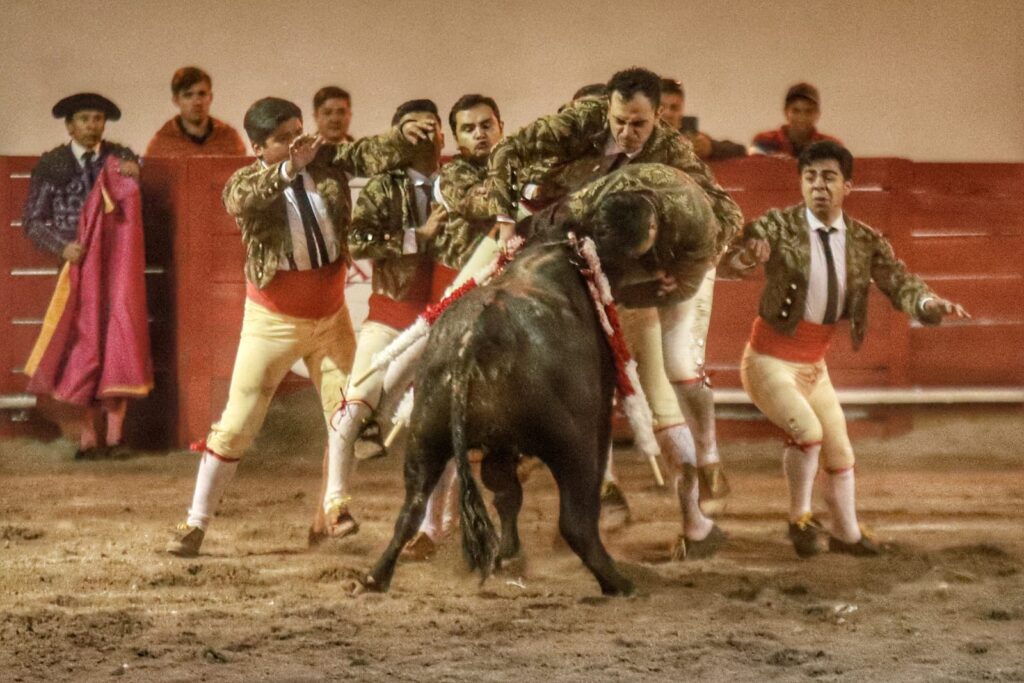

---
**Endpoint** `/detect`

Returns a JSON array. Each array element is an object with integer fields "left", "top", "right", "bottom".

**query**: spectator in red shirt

[
  {"left": 751, "top": 82, "right": 841, "bottom": 158},
  {"left": 145, "top": 67, "right": 246, "bottom": 157}
]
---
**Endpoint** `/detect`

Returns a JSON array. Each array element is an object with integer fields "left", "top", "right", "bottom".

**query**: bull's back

[{"left": 414, "top": 243, "right": 615, "bottom": 452}]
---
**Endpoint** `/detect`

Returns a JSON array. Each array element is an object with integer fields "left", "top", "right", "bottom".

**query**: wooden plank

[
  {"left": 910, "top": 323, "right": 1024, "bottom": 385},
  {"left": 907, "top": 234, "right": 1024, "bottom": 276}
]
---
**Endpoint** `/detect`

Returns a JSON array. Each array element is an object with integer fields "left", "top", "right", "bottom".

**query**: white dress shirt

[
  {"left": 276, "top": 162, "right": 340, "bottom": 271},
  {"left": 70, "top": 139, "right": 101, "bottom": 167},
  {"left": 403, "top": 168, "right": 437, "bottom": 255},
  {"left": 804, "top": 207, "right": 848, "bottom": 324}
]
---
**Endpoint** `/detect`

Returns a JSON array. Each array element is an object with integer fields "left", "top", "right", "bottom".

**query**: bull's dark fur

[{"left": 364, "top": 235, "right": 635, "bottom": 596}]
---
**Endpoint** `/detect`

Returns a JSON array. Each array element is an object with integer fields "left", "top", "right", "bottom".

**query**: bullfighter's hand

[
  {"left": 117, "top": 159, "right": 141, "bottom": 178},
  {"left": 287, "top": 134, "right": 324, "bottom": 176},
  {"left": 417, "top": 205, "right": 448, "bottom": 241},
  {"left": 739, "top": 238, "right": 770, "bottom": 266},
  {"left": 656, "top": 272, "right": 678, "bottom": 297},
  {"left": 62, "top": 242, "right": 84, "bottom": 263},
  {"left": 924, "top": 297, "right": 970, "bottom": 320},
  {"left": 400, "top": 117, "right": 437, "bottom": 145}
]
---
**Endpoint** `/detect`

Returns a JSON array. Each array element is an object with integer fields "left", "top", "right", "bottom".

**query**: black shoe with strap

[{"left": 787, "top": 513, "right": 827, "bottom": 558}]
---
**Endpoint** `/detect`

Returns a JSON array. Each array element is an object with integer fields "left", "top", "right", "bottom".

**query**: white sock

[
  {"left": 419, "top": 459, "right": 457, "bottom": 540},
  {"left": 656, "top": 424, "right": 697, "bottom": 467},
  {"left": 657, "top": 426, "right": 712, "bottom": 539},
  {"left": 825, "top": 468, "right": 861, "bottom": 543},
  {"left": 324, "top": 402, "right": 371, "bottom": 512},
  {"left": 186, "top": 451, "right": 239, "bottom": 530},
  {"left": 783, "top": 444, "right": 820, "bottom": 523},
  {"left": 673, "top": 382, "right": 720, "bottom": 467}
]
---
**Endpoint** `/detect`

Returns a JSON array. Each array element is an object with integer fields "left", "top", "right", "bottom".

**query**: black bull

[{"left": 364, "top": 236, "right": 635, "bottom": 596}]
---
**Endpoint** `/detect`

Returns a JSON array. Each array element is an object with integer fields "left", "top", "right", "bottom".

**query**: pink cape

[{"left": 25, "top": 156, "right": 153, "bottom": 406}]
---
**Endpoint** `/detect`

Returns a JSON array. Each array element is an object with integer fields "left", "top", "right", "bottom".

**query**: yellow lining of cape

[
  {"left": 99, "top": 382, "right": 154, "bottom": 397},
  {"left": 24, "top": 262, "right": 72, "bottom": 377}
]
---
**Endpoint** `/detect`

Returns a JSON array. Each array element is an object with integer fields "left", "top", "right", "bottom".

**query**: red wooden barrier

[{"left": 2, "top": 156, "right": 1021, "bottom": 446}]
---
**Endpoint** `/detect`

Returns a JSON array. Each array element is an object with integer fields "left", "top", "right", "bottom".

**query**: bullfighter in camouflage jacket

[
  {"left": 166, "top": 97, "right": 434, "bottom": 559},
  {"left": 720, "top": 141, "right": 967, "bottom": 559},
  {"left": 484, "top": 67, "right": 744, "bottom": 527}
]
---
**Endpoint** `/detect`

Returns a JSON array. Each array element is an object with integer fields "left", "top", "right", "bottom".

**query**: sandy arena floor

[{"left": 1, "top": 396, "right": 1022, "bottom": 682}]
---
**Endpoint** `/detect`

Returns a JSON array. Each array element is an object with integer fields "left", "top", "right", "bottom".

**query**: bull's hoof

[
  {"left": 601, "top": 579, "right": 635, "bottom": 597},
  {"left": 496, "top": 551, "right": 527, "bottom": 576},
  {"left": 359, "top": 574, "right": 387, "bottom": 594}
]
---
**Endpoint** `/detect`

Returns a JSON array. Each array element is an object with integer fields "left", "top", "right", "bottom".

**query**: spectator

[
  {"left": 145, "top": 67, "right": 246, "bottom": 157},
  {"left": 313, "top": 86, "right": 354, "bottom": 144},
  {"left": 659, "top": 78, "right": 745, "bottom": 161},
  {"left": 751, "top": 82, "right": 841, "bottom": 158}
]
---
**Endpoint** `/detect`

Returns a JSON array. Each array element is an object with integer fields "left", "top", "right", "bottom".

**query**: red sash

[
  {"left": 365, "top": 256, "right": 433, "bottom": 330},
  {"left": 749, "top": 316, "right": 834, "bottom": 363},
  {"left": 246, "top": 260, "right": 346, "bottom": 319}
]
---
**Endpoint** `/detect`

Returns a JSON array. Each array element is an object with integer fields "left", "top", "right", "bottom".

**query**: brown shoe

[
  {"left": 697, "top": 463, "right": 731, "bottom": 502},
  {"left": 829, "top": 526, "right": 882, "bottom": 556},
  {"left": 670, "top": 524, "right": 727, "bottom": 561},
  {"left": 400, "top": 531, "right": 437, "bottom": 561},
  {"left": 324, "top": 497, "right": 360, "bottom": 540},
  {"left": 166, "top": 523, "right": 204, "bottom": 558},
  {"left": 787, "top": 513, "right": 827, "bottom": 559}
]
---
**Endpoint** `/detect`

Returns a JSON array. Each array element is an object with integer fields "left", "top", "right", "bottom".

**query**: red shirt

[
  {"left": 751, "top": 126, "right": 841, "bottom": 158},
  {"left": 145, "top": 117, "right": 247, "bottom": 157}
]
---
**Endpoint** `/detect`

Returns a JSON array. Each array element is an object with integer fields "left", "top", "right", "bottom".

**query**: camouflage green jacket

[
  {"left": 222, "top": 127, "right": 414, "bottom": 289},
  {"left": 485, "top": 96, "right": 742, "bottom": 246},
  {"left": 348, "top": 169, "right": 434, "bottom": 300},
  {"left": 434, "top": 155, "right": 491, "bottom": 270},
  {"left": 720, "top": 203, "right": 941, "bottom": 349},
  {"left": 565, "top": 164, "right": 720, "bottom": 308}
]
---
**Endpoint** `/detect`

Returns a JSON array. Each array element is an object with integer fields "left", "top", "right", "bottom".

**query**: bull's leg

[
  {"left": 364, "top": 441, "right": 448, "bottom": 592},
  {"left": 480, "top": 447, "right": 522, "bottom": 563},
  {"left": 547, "top": 442, "right": 634, "bottom": 596}
]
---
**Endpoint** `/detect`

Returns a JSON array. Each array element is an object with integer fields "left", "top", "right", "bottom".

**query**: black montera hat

[{"left": 52, "top": 93, "right": 121, "bottom": 120}]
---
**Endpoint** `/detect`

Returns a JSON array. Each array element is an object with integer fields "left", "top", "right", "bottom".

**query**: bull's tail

[{"left": 451, "top": 352, "right": 497, "bottom": 579}]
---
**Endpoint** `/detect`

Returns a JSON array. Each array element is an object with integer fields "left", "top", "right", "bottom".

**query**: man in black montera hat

[{"left": 22, "top": 93, "right": 143, "bottom": 458}]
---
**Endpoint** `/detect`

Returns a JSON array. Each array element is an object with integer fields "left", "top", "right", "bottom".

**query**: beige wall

[{"left": 2, "top": 0, "right": 1022, "bottom": 161}]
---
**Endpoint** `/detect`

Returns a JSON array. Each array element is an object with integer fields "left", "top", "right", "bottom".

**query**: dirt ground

[{"left": 1, "top": 395, "right": 1022, "bottom": 682}]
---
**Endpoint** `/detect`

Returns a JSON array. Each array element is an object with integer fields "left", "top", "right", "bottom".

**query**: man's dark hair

[
  {"left": 171, "top": 67, "right": 212, "bottom": 96},
  {"left": 572, "top": 83, "right": 607, "bottom": 101},
  {"left": 659, "top": 78, "right": 684, "bottom": 98},
  {"left": 592, "top": 192, "right": 657, "bottom": 272},
  {"left": 447, "top": 94, "right": 501, "bottom": 134},
  {"left": 313, "top": 86, "right": 351, "bottom": 112},
  {"left": 606, "top": 67, "right": 661, "bottom": 107},
  {"left": 243, "top": 97, "right": 302, "bottom": 146},
  {"left": 798, "top": 141, "right": 854, "bottom": 180},
  {"left": 391, "top": 99, "right": 440, "bottom": 126}
]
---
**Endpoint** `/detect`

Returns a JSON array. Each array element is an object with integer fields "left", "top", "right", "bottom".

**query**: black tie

[
  {"left": 291, "top": 173, "right": 330, "bottom": 268},
  {"left": 82, "top": 151, "right": 98, "bottom": 189},
  {"left": 605, "top": 152, "right": 629, "bottom": 175},
  {"left": 415, "top": 181, "right": 432, "bottom": 225},
  {"left": 817, "top": 228, "right": 839, "bottom": 324}
]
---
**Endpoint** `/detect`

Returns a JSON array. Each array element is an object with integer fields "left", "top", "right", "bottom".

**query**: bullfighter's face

[
  {"left": 801, "top": 158, "right": 851, "bottom": 224},
  {"left": 453, "top": 104, "right": 503, "bottom": 162},
  {"left": 252, "top": 117, "right": 303, "bottom": 165},
  {"left": 607, "top": 91, "right": 657, "bottom": 155},
  {"left": 65, "top": 109, "right": 105, "bottom": 149}
]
